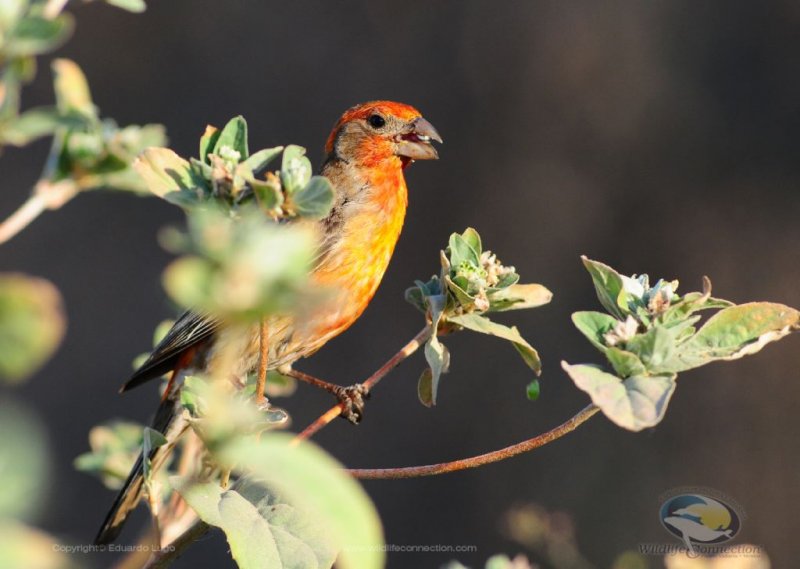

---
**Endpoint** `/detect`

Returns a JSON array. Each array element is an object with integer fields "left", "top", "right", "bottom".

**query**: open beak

[{"left": 395, "top": 117, "right": 442, "bottom": 161}]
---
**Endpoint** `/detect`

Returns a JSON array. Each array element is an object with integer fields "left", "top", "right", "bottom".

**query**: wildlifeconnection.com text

[{"left": 344, "top": 544, "right": 478, "bottom": 554}]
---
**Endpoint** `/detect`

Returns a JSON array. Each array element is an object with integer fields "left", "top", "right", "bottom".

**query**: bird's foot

[{"left": 332, "top": 384, "right": 371, "bottom": 424}]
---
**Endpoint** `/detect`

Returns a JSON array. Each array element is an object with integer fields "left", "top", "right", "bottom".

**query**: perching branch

[
  {"left": 292, "top": 326, "right": 431, "bottom": 443},
  {"left": 348, "top": 404, "right": 599, "bottom": 479}
]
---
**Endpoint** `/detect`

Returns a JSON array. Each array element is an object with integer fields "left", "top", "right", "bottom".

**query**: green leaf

[
  {"left": 604, "top": 347, "right": 646, "bottom": 378},
  {"left": 213, "top": 115, "right": 249, "bottom": 159},
  {"left": 447, "top": 313, "right": 541, "bottom": 375},
  {"left": 281, "top": 145, "right": 312, "bottom": 194},
  {"left": 292, "top": 176, "right": 334, "bottom": 219},
  {"left": 662, "top": 291, "right": 733, "bottom": 323},
  {"left": 0, "top": 402, "right": 49, "bottom": 520},
  {"left": 133, "top": 147, "right": 205, "bottom": 206},
  {"left": 216, "top": 434, "right": 384, "bottom": 569},
  {"left": 0, "top": 274, "right": 65, "bottom": 382},
  {"left": 625, "top": 325, "right": 675, "bottom": 370},
  {"left": 73, "top": 421, "right": 143, "bottom": 490},
  {"left": 404, "top": 285, "right": 427, "bottom": 313},
  {"left": 417, "top": 368, "right": 434, "bottom": 407},
  {"left": 199, "top": 125, "right": 220, "bottom": 164},
  {"left": 0, "top": 521, "right": 69, "bottom": 569},
  {"left": 571, "top": 311, "right": 617, "bottom": 351},
  {"left": 104, "top": 0, "right": 147, "bottom": 13},
  {"left": 239, "top": 146, "right": 283, "bottom": 174},
  {"left": 460, "top": 227, "right": 482, "bottom": 255},
  {"left": 448, "top": 232, "right": 480, "bottom": 268},
  {"left": 250, "top": 176, "right": 284, "bottom": 213},
  {"left": 0, "top": 106, "right": 86, "bottom": 146},
  {"left": 667, "top": 302, "right": 800, "bottom": 372},
  {"left": 444, "top": 275, "right": 476, "bottom": 306},
  {"left": 562, "top": 362, "right": 677, "bottom": 432},
  {"left": 141, "top": 427, "right": 167, "bottom": 483},
  {"left": 172, "top": 479, "right": 337, "bottom": 569},
  {"left": 488, "top": 283, "right": 552, "bottom": 312},
  {"left": 162, "top": 256, "right": 214, "bottom": 309},
  {"left": 423, "top": 336, "right": 450, "bottom": 406},
  {"left": 6, "top": 14, "right": 73, "bottom": 56},
  {"left": 52, "top": 58, "right": 95, "bottom": 119},
  {"left": 581, "top": 256, "right": 627, "bottom": 319}
]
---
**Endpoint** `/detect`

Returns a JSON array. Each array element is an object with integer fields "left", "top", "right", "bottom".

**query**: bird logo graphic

[{"left": 659, "top": 492, "right": 741, "bottom": 555}]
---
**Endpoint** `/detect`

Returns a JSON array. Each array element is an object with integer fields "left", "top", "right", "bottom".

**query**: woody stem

[
  {"left": 254, "top": 318, "right": 269, "bottom": 405},
  {"left": 347, "top": 404, "right": 600, "bottom": 479},
  {"left": 292, "top": 326, "right": 431, "bottom": 443},
  {"left": 0, "top": 179, "right": 79, "bottom": 246}
]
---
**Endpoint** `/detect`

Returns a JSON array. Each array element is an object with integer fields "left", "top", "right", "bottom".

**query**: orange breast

[{"left": 307, "top": 164, "right": 408, "bottom": 343}]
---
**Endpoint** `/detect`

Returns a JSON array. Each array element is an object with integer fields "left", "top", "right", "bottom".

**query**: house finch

[{"left": 94, "top": 101, "right": 441, "bottom": 545}]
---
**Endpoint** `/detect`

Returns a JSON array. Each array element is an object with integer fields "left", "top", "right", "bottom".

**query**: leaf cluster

[
  {"left": 564, "top": 257, "right": 800, "bottom": 431},
  {"left": 134, "top": 116, "right": 334, "bottom": 219},
  {"left": 406, "top": 228, "right": 552, "bottom": 406}
]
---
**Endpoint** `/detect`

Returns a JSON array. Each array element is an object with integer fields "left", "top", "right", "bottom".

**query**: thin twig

[
  {"left": 349, "top": 404, "right": 600, "bottom": 479},
  {"left": 0, "top": 180, "right": 78, "bottom": 245},
  {"left": 292, "top": 405, "right": 344, "bottom": 445},
  {"left": 291, "top": 326, "right": 431, "bottom": 443},
  {"left": 286, "top": 369, "right": 343, "bottom": 394},
  {"left": 255, "top": 318, "right": 269, "bottom": 405}
]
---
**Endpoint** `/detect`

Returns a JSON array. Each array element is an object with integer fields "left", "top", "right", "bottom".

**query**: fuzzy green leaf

[
  {"left": 625, "top": 325, "right": 675, "bottom": 370},
  {"left": 581, "top": 256, "right": 627, "bottom": 319},
  {"left": 0, "top": 107, "right": 86, "bottom": 146},
  {"left": 133, "top": 147, "right": 205, "bottom": 206},
  {"left": 460, "top": 227, "right": 482, "bottom": 255},
  {"left": 292, "top": 176, "right": 334, "bottom": 219},
  {"left": 488, "top": 283, "right": 552, "bottom": 312},
  {"left": 0, "top": 402, "right": 49, "bottom": 521},
  {"left": 0, "top": 274, "right": 65, "bottom": 382},
  {"left": 417, "top": 368, "right": 434, "bottom": 407},
  {"left": 571, "top": 311, "right": 617, "bottom": 351},
  {"left": 172, "top": 480, "right": 337, "bottom": 569},
  {"left": 52, "top": 58, "right": 95, "bottom": 119},
  {"left": 447, "top": 313, "right": 541, "bottom": 374},
  {"left": 104, "top": 0, "right": 147, "bottom": 13},
  {"left": 239, "top": 146, "right": 283, "bottom": 174},
  {"left": 250, "top": 176, "right": 284, "bottom": 213},
  {"left": 667, "top": 302, "right": 800, "bottom": 372},
  {"left": 6, "top": 14, "right": 73, "bottom": 56},
  {"left": 562, "top": 362, "right": 676, "bottom": 432},
  {"left": 604, "top": 347, "right": 646, "bottom": 378},
  {"left": 199, "top": 125, "right": 220, "bottom": 164},
  {"left": 215, "top": 434, "right": 384, "bottom": 569},
  {"left": 448, "top": 232, "right": 480, "bottom": 268},
  {"left": 213, "top": 115, "right": 249, "bottom": 159},
  {"left": 424, "top": 336, "right": 450, "bottom": 406}
]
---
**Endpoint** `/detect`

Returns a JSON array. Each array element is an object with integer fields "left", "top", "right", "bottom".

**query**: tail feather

[{"left": 94, "top": 395, "right": 189, "bottom": 545}]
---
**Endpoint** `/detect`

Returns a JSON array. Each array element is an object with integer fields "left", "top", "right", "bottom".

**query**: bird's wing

[{"left": 119, "top": 310, "right": 220, "bottom": 392}]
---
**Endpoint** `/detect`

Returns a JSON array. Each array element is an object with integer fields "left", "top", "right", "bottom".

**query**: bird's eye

[{"left": 367, "top": 114, "right": 386, "bottom": 129}]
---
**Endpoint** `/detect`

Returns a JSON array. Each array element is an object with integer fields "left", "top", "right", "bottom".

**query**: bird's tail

[{"left": 94, "top": 394, "right": 189, "bottom": 545}]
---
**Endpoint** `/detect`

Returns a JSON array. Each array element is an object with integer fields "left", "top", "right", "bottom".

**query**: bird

[{"left": 94, "top": 101, "right": 442, "bottom": 545}]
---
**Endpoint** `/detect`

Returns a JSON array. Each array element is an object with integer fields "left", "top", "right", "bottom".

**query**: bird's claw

[{"left": 333, "top": 384, "right": 370, "bottom": 424}]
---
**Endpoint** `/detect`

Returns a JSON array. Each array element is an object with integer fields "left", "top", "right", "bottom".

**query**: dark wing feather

[
  {"left": 119, "top": 310, "right": 219, "bottom": 393},
  {"left": 94, "top": 393, "right": 189, "bottom": 544}
]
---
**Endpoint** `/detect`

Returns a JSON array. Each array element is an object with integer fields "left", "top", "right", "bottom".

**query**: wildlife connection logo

[{"left": 638, "top": 486, "right": 764, "bottom": 558}]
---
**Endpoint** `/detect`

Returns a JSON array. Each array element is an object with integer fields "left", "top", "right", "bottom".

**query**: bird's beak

[{"left": 395, "top": 117, "right": 442, "bottom": 160}]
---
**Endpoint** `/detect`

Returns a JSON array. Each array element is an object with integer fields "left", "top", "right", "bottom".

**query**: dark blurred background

[{"left": 2, "top": 1, "right": 799, "bottom": 567}]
